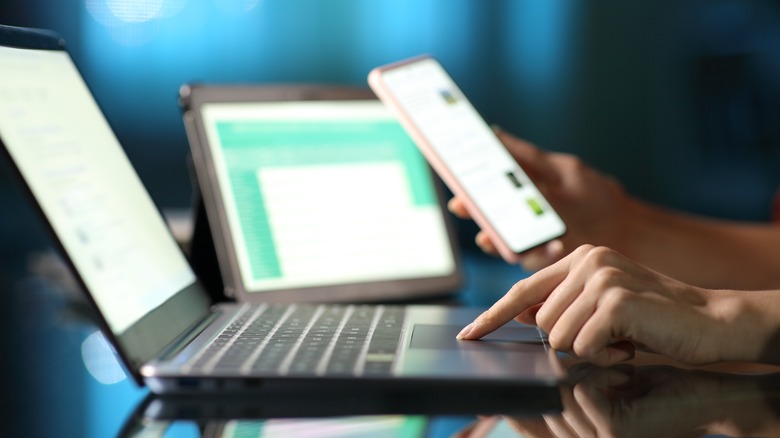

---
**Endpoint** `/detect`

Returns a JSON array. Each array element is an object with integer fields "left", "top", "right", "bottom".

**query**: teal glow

[
  {"left": 504, "top": 0, "right": 579, "bottom": 105},
  {"left": 75, "top": 0, "right": 580, "bottom": 156}
]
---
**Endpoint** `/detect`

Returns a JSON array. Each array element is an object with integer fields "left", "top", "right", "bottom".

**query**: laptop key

[{"left": 188, "top": 304, "right": 405, "bottom": 377}]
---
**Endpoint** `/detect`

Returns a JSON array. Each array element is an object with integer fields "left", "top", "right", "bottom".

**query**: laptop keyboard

[{"left": 185, "top": 304, "right": 406, "bottom": 377}]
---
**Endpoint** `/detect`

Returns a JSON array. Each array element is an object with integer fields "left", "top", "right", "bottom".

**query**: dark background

[
  {"left": 1, "top": 1, "right": 780, "bottom": 436},
  {"left": 2, "top": 0, "right": 780, "bottom": 256}
]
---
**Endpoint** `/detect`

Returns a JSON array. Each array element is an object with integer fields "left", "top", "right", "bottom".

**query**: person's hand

[
  {"left": 456, "top": 244, "right": 751, "bottom": 366},
  {"left": 448, "top": 129, "right": 632, "bottom": 272}
]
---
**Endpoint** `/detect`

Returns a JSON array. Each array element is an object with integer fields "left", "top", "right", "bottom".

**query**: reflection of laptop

[
  {"left": 180, "top": 85, "right": 462, "bottom": 303},
  {"left": 0, "top": 25, "right": 561, "bottom": 393},
  {"left": 119, "top": 383, "right": 561, "bottom": 438}
]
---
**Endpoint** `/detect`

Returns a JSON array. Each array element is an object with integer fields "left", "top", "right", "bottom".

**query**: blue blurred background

[
  {"left": 1, "top": 1, "right": 780, "bottom": 436},
  {"left": 2, "top": 0, "right": 780, "bottom": 259}
]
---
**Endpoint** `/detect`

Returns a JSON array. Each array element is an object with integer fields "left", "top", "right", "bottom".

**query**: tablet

[{"left": 180, "top": 85, "right": 462, "bottom": 303}]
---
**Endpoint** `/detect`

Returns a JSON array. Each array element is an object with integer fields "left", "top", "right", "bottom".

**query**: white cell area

[{"left": 256, "top": 162, "right": 454, "bottom": 288}]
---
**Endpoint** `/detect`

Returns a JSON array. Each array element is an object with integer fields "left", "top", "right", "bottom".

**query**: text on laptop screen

[
  {"left": 201, "top": 101, "right": 457, "bottom": 293},
  {"left": 0, "top": 46, "right": 196, "bottom": 334}
]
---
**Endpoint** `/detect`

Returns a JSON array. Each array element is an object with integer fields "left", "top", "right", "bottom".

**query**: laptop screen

[
  {"left": 0, "top": 44, "right": 196, "bottom": 334},
  {"left": 198, "top": 100, "right": 458, "bottom": 297}
]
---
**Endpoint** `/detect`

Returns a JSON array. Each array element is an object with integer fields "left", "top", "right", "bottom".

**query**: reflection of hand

[
  {"left": 457, "top": 365, "right": 780, "bottom": 437},
  {"left": 448, "top": 129, "right": 631, "bottom": 272},
  {"left": 540, "top": 365, "right": 712, "bottom": 438},
  {"left": 519, "top": 365, "right": 780, "bottom": 437}
]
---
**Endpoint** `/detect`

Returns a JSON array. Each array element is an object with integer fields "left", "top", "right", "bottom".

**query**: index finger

[{"left": 457, "top": 253, "right": 575, "bottom": 340}]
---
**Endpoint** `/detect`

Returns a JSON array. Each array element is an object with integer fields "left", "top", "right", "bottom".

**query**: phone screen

[{"left": 369, "top": 57, "right": 566, "bottom": 258}]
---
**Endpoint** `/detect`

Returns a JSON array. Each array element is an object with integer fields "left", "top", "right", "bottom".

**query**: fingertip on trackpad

[{"left": 410, "top": 324, "right": 547, "bottom": 350}]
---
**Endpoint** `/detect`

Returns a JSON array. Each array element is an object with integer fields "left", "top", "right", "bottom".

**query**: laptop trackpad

[{"left": 410, "top": 324, "right": 546, "bottom": 350}]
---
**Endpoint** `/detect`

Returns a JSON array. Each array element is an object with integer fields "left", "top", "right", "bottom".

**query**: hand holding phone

[{"left": 368, "top": 56, "right": 566, "bottom": 263}]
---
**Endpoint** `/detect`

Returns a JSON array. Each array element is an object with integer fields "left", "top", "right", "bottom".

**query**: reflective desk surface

[{"left": 4, "top": 250, "right": 780, "bottom": 438}]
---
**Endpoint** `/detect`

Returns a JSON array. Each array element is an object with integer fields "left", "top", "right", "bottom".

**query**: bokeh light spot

[
  {"left": 86, "top": 0, "right": 123, "bottom": 27},
  {"left": 86, "top": 0, "right": 188, "bottom": 46},
  {"left": 106, "top": 0, "right": 165, "bottom": 23},
  {"left": 160, "top": 0, "right": 188, "bottom": 18},
  {"left": 81, "top": 330, "right": 127, "bottom": 385}
]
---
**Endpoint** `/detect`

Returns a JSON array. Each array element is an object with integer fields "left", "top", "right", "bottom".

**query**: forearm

[{"left": 620, "top": 198, "right": 780, "bottom": 290}]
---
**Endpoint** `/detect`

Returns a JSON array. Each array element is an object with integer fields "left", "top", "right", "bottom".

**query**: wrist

[{"left": 712, "top": 291, "right": 780, "bottom": 364}]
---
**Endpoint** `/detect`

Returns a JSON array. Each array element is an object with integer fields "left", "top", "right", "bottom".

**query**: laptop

[
  {"left": 179, "top": 84, "right": 462, "bottom": 304},
  {"left": 0, "top": 24, "right": 562, "bottom": 394}
]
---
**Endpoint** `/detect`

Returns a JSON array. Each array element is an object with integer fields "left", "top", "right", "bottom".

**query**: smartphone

[{"left": 368, "top": 56, "right": 566, "bottom": 263}]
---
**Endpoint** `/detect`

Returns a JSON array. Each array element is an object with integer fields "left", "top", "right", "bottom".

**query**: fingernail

[{"left": 456, "top": 322, "right": 475, "bottom": 340}]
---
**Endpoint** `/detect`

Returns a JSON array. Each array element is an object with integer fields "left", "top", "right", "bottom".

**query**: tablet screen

[{"left": 199, "top": 100, "right": 458, "bottom": 296}]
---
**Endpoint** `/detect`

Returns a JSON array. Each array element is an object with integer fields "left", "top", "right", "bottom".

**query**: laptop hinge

[{"left": 156, "top": 311, "right": 221, "bottom": 361}]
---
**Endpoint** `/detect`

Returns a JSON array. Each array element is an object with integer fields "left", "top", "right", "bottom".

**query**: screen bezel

[{"left": 180, "top": 84, "right": 463, "bottom": 303}]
